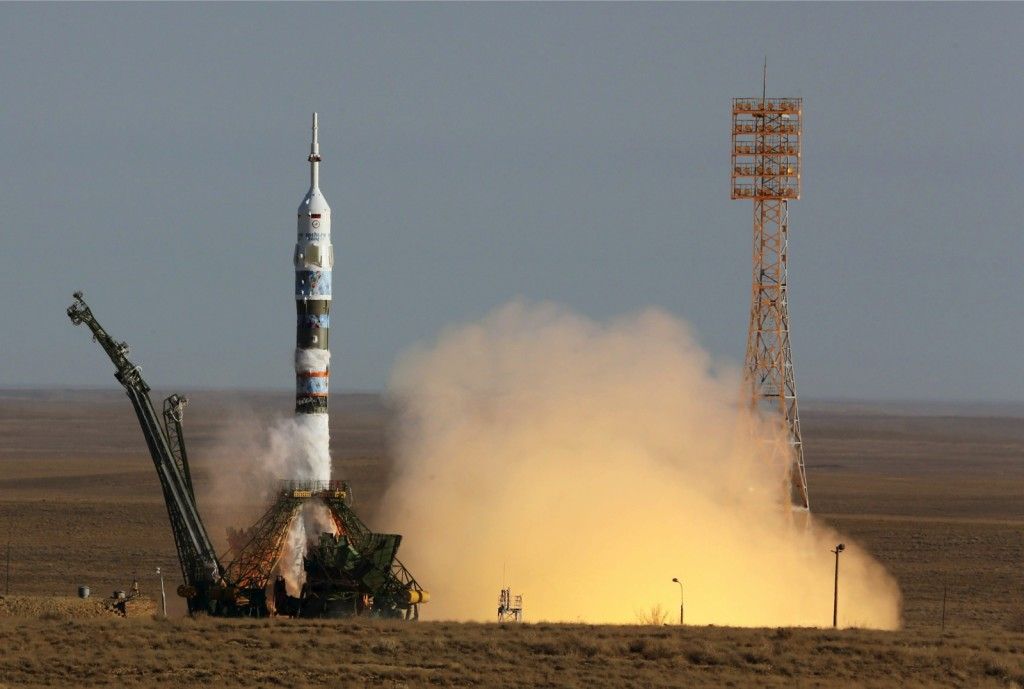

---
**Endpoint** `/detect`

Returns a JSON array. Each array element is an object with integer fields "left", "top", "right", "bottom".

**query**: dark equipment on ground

[
  {"left": 67, "top": 292, "right": 427, "bottom": 619},
  {"left": 106, "top": 579, "right": 148, "bottom": 616},
  {"left": 497, "top": 587, "right": 523, "bottom": 622}
]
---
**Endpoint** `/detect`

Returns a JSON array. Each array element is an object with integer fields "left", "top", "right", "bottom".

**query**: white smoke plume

[
  {"left": 207, "top": 400, "right": 332, "bottom": 490},
  {"left": 276, "top": 499, "right": 340, "bottom": 597},
  {"left": 279, "top": 512, "right": 308, "bottom": 596},
  {"left": 202, "top": 345, "right": 334, "bottom": 596},
  {"left": 212, "top": 409, "right": 333, "bottom": 596},
  {"left": 269, "top": 347, "right": 335, "bottom": 594},
  {"left": 264, "top": 414, "right": 332, "bottom": 483},
  {"left": 380, "top": 301, "right": 902, "bottom": 628},
  {"left": 265, "top": 411, "right": 334, "bottom": 595}
]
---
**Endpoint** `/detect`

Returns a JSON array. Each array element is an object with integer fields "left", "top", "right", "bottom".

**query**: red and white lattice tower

[{"left": 731, "top": 90, "right": 810, "bottom": 511}]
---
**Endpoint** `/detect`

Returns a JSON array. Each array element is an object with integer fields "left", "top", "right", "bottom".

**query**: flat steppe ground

[{"left": 1, "top": 390, "right": 1023, "bottom": 688}]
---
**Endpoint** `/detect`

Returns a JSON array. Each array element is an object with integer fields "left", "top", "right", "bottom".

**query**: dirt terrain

[
  {"left": 1, "top": 389, "right": 1023, "bottom": 687},
  {"left": 0, "top": 594, "right": 155, "bottom": 619}
]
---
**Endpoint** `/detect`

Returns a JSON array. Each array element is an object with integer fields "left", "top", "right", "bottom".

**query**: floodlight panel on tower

[{"left": 731, "top": 98, "right": 801, "bottom": 201}]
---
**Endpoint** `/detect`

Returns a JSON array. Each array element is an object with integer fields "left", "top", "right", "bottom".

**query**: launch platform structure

[
  {"left": 67, "top": 292, "right": 427, "bottom": 619},
  {"left": 731, "top": 80, "right": 810, "bottom": 511}
]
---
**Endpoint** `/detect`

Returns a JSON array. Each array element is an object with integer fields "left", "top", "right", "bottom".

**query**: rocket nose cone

[{"left": 299, "top": 188, "right": 331, "bottom": 216}]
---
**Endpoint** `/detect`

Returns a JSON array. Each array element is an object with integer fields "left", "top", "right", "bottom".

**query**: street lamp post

[
  {"left": 671, "top": 577, "right": 684, "bottom": 625},
  {"left": 831, "top": 544, "right": 845, "bottom": 628},
  {"left": 156, "top": 566, "right": 167, "bottom": 618}
]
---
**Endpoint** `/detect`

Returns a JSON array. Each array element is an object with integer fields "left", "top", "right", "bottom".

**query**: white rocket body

[{"left": 294, "top": 113, "right": 333, "bottom": 416}]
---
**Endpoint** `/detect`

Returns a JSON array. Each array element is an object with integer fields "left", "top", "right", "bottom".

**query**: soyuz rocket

[{"left": 294, "top": 113, "right": 332, "bottom": 415}]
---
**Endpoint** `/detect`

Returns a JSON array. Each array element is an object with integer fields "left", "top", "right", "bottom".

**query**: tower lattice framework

[{"left": 731, "top": 95, "right": 809, "bottom": 511}]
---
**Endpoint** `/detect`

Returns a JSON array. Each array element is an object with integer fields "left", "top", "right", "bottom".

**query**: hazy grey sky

[{"left": 2, "top": 3, "right": 1021, "bottom": 401}]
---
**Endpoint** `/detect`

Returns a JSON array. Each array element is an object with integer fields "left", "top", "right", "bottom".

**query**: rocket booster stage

[{"left": 294, "top": 113, "right": 333, "bottom": 415}]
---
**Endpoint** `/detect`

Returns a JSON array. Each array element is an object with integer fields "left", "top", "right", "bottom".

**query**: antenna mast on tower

[{"left": 730, "top": 70, "right": 810, "bottom": 511}]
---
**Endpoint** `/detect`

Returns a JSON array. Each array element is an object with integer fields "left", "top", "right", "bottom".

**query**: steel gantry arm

[
  {"left": 163, "top": 394, "right": 196, "bottom": 504},
  {"left": 67, "top": 292, "right": 224, "bottom": 592}
]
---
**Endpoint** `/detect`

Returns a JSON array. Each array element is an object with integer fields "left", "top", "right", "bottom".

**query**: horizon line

[{"left": 1, "top": 386, "right": 1022, "bottom": 411}]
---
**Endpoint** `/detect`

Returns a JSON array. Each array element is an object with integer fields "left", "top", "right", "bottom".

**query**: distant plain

[{"left": 1, "top": 390, "right": 1023, "bottom": 686}]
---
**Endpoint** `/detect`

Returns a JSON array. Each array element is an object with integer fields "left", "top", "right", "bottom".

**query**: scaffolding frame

[{"left": 731, "top": 95, "right": 810, "bottom": 511}]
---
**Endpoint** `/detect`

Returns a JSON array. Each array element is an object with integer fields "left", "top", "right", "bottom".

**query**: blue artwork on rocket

[
  {"left": 297, "top": 375, "right": 330, "bottom": 395},
  {"left": 296, "top": 271, "right": 332, "bottom": 298}
]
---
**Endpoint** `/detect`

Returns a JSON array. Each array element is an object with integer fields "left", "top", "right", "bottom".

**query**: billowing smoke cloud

[
  {"left": 265, "top": 414, "right": 332, "bottom": 484},
  {"left": 261, "top": 409, "right": 334, "bottom": 595},
  {"left": 202, "top": 409, "right": 329, "bottom": 509},
  {"left": 274, "top": 387, "right": 333, "bottom": 593},
  {"left": 201, "top": 356, "right": 334, "bottom": 595},
  {"left": 380, "top": 301, "right": 902, "bottom": 628}
]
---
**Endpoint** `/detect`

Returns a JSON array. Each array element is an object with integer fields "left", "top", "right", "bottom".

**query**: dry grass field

[
  {"left": 1, "top": 389, "right": 1023, "bottom": 687},
  {"left": 4, "top": 617, "right": 1024, "bottom": 688}
]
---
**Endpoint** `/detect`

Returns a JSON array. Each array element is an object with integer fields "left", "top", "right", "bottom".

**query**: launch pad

[
  {"left": 233, "top": 479, "right": 428, "bottom": 619},
  {"left": 67, "top": 292, "right": 428, "bottom": 619}
]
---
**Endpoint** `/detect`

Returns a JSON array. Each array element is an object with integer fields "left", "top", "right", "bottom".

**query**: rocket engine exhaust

[{"left": 379, "top": 302, "right": 902, "bottom": 627}]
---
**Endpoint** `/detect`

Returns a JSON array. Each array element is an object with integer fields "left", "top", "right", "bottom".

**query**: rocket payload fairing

[{"left": 295, "top": 113, "right": 333, "bottom": 415}]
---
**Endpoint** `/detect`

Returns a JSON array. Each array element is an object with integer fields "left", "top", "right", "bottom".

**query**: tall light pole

[
  {"left": 941, "top": 581, "right": 947, "bottom": 632},
  {"left": 831, "top": 544, "right": 845, "bottom": 628},
  {"left": 671, "top": 577, "right": 684, "bottom": 625},
  {"left": 4, "top": 525, "right": 10, "bottom": 596},
  {"left": 156, "top": 566, "right": 167, "bottom": 618}
]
